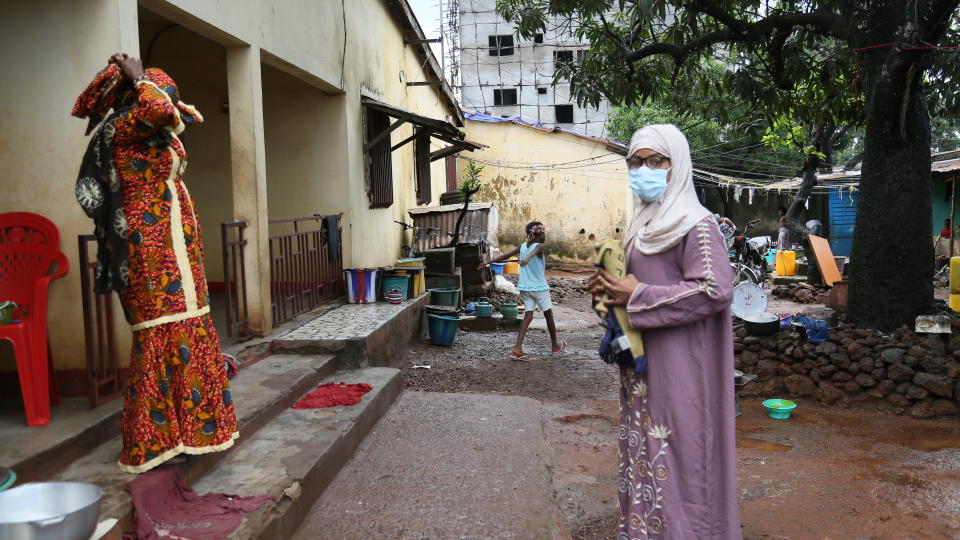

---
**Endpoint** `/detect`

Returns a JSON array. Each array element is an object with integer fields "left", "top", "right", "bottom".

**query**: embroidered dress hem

[{"left": 117, "top": 431, "right": 240, "bottom": 474}]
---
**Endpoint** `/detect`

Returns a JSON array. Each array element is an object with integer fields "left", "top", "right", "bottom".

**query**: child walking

[{"left": 481, "top": 221, "right": 567, "bottom": 361}]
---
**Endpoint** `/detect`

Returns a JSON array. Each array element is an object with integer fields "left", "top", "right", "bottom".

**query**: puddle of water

[
  {"left": 885, "top": 436, "right": 960, "bottom": 452},
  {"left": 852, "top": 470, "right": 928, "bottom": 489},
  {"left": 736, "top": 437, "right": 792, "bottom": 452}
]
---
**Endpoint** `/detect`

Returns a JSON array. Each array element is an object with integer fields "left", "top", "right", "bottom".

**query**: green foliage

[
  {"left": 459, "top": 161, "right": 484, "bottom": 193},
  {"left": 495, "top": 1, "right": 959, "bottom": 137}
]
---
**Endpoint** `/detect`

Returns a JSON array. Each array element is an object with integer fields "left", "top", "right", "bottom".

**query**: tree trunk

[
  {"left": 844, "top": 4, "right": 942, "bottom": 329},
  {"left": 448, "top": 188, "right": 480, "bottom": 246}
]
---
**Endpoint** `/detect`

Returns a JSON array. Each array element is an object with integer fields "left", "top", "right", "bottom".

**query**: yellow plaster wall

[
  {"left": 0, "top": 0, "right": 466, "bottom": 375},
  {"left": 262, "top": 64, "right": 350, "bottom": 231},
  {"left": 0, "top": 0, "right": 138, "bottom": 371},
  {"left": 463, "top": 121, "right": 632, "bottom": 261},
  {"left": 139, "top": 21, "right": 232, "bottom": 283},
  {"left": 339, "top": 0, "right": 460, "bottom": 268}
]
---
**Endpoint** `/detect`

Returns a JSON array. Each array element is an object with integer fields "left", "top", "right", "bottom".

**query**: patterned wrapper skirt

[{"left": 117, "top": 163, "right": 238, "bottom": 473}]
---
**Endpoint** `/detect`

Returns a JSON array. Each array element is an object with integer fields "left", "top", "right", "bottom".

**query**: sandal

[
  {"left": 550, "top": 341, "right": 569, "bottom": 355},
  {"left": 510, "top": 351, "right": 530, "bottom": 362}
]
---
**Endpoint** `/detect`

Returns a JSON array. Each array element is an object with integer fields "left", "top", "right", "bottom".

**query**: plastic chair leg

[
  {"left": 9, "top": 332, "right": 50, "bottom": 426},
  {"left": 47, "top": 344, "right": 60, "bottom": 407}
]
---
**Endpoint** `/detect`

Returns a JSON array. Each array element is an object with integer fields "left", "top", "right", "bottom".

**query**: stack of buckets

[
  {"left": 344, "top": 269, "right": 380, "bottom": 304},
  {"left": 394, "top": 257, "right": 426, "bottom": 298},
  {"left": 427, "top": 287, "right": 462, "bottom": 346},
  {"left": 381, "top": 275, "right": 409, "bottom": 304}
]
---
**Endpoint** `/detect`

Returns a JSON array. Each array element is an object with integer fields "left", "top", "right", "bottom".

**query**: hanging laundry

[
  {"left": 734, "top": 185, "right": 743, "bottom": 203},
  {"left": 748, "top": 188, "right": 754, "bottom": 205}
]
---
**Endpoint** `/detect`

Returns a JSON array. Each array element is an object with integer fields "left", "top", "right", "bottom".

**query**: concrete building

[
  {"left": 0, "top": 0, "right": 481, "bottom": 397},
  {"left": 462, "top": 116, "right": 630, "bottom": 261},
  {"left": 456, "top": 0, "right": 610, "bottom": 138}
]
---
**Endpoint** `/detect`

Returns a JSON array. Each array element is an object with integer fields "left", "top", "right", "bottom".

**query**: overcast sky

[{"left": 407, "top": 0, "right": 444, "bottom": 61}]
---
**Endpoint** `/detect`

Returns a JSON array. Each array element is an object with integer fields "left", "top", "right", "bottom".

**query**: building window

[
  {"left": 554, "top": 50, "right": 573, "bottom": 68},
  {"left": 493, "top": 88, "right": 518, "bottom": 106},
  {"left": 576, "top": 49, "right": 586, "bottom": 63},
  {"left": 488, "top": 35, "right": 514, "bottom": 56},
  {"left": 555, "top": 105, "right": 574, "bottom": 124},
  {"left": 415, "top": 130, "right": 432, "bottom": 205},
  {"left": 537, "top": 87, "right": 547, "bottom": 95},
  {"left": 445, "top": 155, "right": 458, "bottom": 192},
  {"left": 534, "top": 34, "right": 544, "bottom": 43},
  {"left": 365, "top": 107, "right": 394, "bottom": 209}
]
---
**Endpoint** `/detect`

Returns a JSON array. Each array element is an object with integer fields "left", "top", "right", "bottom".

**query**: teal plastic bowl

[{"left": 762, "top": 399, "right": 797, "bottom": 419}]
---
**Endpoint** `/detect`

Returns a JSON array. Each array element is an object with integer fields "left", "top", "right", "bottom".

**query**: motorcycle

[{"left": 729, "top": 219, "right": 771, "bottom": 285}]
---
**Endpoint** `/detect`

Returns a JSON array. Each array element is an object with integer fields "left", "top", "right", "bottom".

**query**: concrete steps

[
  {"left": 9, "top": 298, "right": 424, "bottom": 538},
  {"left": 193, "top": 367, "right": 402, "bottom": 539},
  {"left": 47, "top": 353, "right": 337, "bottom": 537}
]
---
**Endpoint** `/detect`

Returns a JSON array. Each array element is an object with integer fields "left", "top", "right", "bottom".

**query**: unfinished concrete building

[{"left": 455, "top": 0, "right": 610, "bottom": 138}]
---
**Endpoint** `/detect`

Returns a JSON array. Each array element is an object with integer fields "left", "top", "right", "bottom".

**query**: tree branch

[{"left": 623, "top": 11, "right": 848, "bottom": 64}]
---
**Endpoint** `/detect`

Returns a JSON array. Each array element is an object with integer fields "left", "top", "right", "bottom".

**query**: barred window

[
  {"left": 415, "top": 130, "right": 432, "bottom": 205},
  {"left": 489, "top": 35, "right": 514, "bottom": 56},
  {"left": 365, "top": 108, "right": 394, "bottom": 209}
]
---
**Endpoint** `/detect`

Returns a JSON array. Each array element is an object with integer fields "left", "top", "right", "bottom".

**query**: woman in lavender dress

[{"left": 590, "top": 125, "right": 741, "bottom": 539}]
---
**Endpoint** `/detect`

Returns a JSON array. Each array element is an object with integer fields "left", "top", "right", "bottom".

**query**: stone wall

[{"left": 735, "top": 318, "right": 960, "bottom": 419}]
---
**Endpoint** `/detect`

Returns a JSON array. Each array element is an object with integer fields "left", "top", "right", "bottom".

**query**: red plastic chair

[{"left": 0, "top": 213, "right": 69, "bottom": 426}]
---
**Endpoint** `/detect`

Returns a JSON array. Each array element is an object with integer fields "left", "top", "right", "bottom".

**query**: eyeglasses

[{"left": 626, "top": 154, "right": 670, "bottom": 170}]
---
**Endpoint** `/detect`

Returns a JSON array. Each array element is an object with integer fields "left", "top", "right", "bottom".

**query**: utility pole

[{"left": 439, "top": 0, "right": 445, "bottom": 80}]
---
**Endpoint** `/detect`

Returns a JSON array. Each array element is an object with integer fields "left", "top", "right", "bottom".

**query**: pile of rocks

[
  {"left": 485, "top": 274, "right": 590, "bottom": 306},
  {"left": 546, "top": 276, "right": 589, "bottom": 304},
  {"left": 770, "top": 283, "right": 829, "bottom": 304},
  {"left": 736, "top": 318, "right": 960, "bottom": 418}
]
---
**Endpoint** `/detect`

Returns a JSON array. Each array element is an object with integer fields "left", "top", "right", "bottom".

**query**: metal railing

[
  {"left": 221, "top": 222, "right": 250, "bottom": 337},
  {"left": 268, "top": 215, "right": 344, "bottom": 326},
  {"left": 78, "top": 235, "right": 122, "bottom": 408}
]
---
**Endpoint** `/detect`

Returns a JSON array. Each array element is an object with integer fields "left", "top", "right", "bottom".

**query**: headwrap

[
  {"left": 624, "top": 124, "right": 713, "bottom": 255},
  {"left": 72, "top": 64, "right": 202, "bottom": 294}
]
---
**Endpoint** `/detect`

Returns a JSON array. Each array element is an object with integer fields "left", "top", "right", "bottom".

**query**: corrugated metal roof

[
  {"left": 408, "top": 202, "right": 494, "bottom": 215},
  {"left": 408, "top": 204, "right": 496, "bottom": 249},
  {"left": 933, "top": 158, "right": 960, "bottom": 173}
]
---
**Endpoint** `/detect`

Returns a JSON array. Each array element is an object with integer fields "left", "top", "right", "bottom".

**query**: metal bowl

[
  {"left": 0, "top": 482, "right": 102, "bottom": 540},
  {"left": 741, "top": 311, "right": 781, "bottom": 336}
]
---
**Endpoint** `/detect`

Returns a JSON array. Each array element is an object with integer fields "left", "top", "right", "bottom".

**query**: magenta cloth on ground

[
  {"left": 618, "top": 217, "right": 741, "bottom": 539},
  {"left": 292, "top": 382, "right": 373, "bottom": 409},
  {"left": 125, "top": 466, "right": 272, "bottom": 540}
]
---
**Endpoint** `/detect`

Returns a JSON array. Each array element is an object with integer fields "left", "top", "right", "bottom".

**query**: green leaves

[{"left": 459, "top": 161, "right": 484, "bottom": 193}]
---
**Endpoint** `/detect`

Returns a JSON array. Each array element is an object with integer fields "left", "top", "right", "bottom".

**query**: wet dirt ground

[{"left": 400, "top": 275, "right": 960, "bottom": 539}]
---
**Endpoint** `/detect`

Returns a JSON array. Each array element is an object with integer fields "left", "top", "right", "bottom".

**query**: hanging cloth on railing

[{"left": 321, "top": 215, "right": 341, "bottom": 262}]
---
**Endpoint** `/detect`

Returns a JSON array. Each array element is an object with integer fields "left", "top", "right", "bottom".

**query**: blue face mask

[{"left": 628, "top": 166, "right": 669, "bottom": 202}]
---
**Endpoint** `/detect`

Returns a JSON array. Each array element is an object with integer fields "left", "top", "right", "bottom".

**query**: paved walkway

[
  {"left": 277, "top": 299, "right": 419, "bottom": 341},
  {"left": 293, "top": 391, "right": 567, "bottom": 540}
]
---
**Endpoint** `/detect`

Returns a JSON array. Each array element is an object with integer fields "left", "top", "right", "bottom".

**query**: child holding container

[{"left": 481, "top": 221, "right": 568, "bottom": 361}]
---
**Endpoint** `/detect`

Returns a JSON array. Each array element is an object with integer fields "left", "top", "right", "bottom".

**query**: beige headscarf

[{"left": 624, "top": 124, "right": 713, "bottom": 255}]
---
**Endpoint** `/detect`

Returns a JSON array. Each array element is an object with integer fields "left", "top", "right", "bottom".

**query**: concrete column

[
  {"left": 227, "top": 46, "right": 272, "bottom": 335},
  {"left": 117, "top": 0, "right": 139, "bottom": 53}
]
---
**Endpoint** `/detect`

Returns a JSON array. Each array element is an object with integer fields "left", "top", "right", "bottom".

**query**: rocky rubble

[
  {"left": 736, "top": 317, "right": 960, "bottom": 418},
  {"left": 485, "top": 274, "right": 590, "bottom": 306},
  {"left": 770, "top": 283, "right": 829, "bottom": 304}
]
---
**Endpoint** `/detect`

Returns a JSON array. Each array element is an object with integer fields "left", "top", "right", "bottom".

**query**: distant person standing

[
  {"left": 777, "top": 206, "right": 791, "bottom": 250},
  {"left": 805, "top": 218, "right": 824, "bottom": 237},
  {"left": 936, "top": 218, "right": 953, "bottom": 260}
]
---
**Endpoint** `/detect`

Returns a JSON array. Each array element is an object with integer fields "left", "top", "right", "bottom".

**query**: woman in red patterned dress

[{"left": 73, "top": 54, "right": 238, "bottom": 473}]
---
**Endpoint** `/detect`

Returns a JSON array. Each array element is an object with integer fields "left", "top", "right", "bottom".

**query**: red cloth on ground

[
  {"left": 125, "top": 466, "right": 272, "bottom": 540},
  {"left": 291, "top": 382, "right": 373, "bottom": 409}
]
